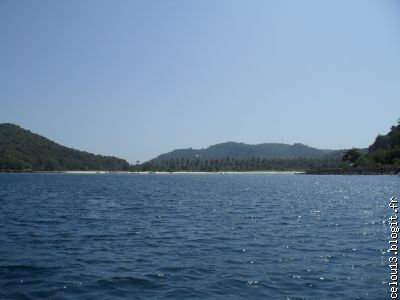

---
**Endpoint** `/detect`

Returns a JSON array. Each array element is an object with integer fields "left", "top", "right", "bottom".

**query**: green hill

[
  {"left": 307, "top": 121, "right": 400, "bottom": 174},
  {"left": 0, "top": 123, "right": 130, "bottom": 171},
  {"left": 367, "top": 122, "right": 400, "bottom": 165},
  {"left": 151, "top": 142, "right": 335, "bottom": 162},
  {"left": 135, "top": 142, "right": 343, "bottom": 172}
]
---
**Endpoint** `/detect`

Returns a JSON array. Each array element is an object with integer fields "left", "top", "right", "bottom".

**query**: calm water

[{"left": 0, "top": 173, "right": 398, "bottom": 299}]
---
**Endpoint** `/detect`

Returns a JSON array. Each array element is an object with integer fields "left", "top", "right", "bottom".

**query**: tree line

[
  {"left": 342, "top": 120, "right": 400, "bottom": 168},
  {"left": 131, "top": 157, "right": 342, "bottom": 172}
]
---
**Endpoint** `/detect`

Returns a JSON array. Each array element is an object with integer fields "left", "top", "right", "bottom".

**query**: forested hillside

[
  {"left": 307, "top": 121, "right": 400, "bottom": 174},
  {"left": 152, "top": 142, "right": 335, "bottom": 162},
  {"left": 0, "top": 123, "right": 130, "bottom": 171},
  {"left": 367, "top": 122, "right": 400, "bottom": 165},
  {"left": 340, "top": 121, "right": 400, "bottom": 168}
]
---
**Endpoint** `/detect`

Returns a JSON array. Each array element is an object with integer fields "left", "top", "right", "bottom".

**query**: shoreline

[
  {"left": 304, "top": 166, "right": 400, "bottom": 175},
  {"left": 2, "top": 168, "right": 399, "bottom": 175},
  {"left": 0, "top": 170, "right": 303, "bottom": 175}
]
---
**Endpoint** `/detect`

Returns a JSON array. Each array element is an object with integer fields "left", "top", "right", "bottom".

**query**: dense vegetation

[
  {"left": 341, "top": 121, "right": 400, "bottom": 168},
  {"left": 0, "top": 123, "right": 130, "bottom": 171},
  {"left": 306, "top": 121, "right": 400, "bottom": 174},
  {"left": 0, "top": 123, "right": 345, "bottom": 172},
  {"left": 5, "top": 121, "right": 399, "bottom": 173},
  {"left": 135, "top": 141, "right": 345, "bottom": 172},
  {"left": 152, "top": 141, "right": 339, "bottom": 162},
  {"left": 133, "top": 157, "right": 342, "bottom": 172},
  {"left": 139, "top": 122, "right": 400, "bottom": 173}
]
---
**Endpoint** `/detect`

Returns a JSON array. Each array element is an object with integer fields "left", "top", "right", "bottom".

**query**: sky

[{"left": 1, "top": 0, "right": 400, "bottom": 163}]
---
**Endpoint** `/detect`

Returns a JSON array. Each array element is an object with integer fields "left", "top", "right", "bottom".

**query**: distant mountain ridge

[
  {"left": 150, "top": 141, "right": 340, "bottom": 162},
  {"left": 0, "top": 123, "right": 130, "bottom": 171},
  {"left": 0, "top": 123, "right": 348, "bottom": 172}
]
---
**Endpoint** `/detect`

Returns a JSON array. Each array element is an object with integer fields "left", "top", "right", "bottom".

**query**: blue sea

[{"left": 0, "top": 173, "right": 398, "bottom": 299}]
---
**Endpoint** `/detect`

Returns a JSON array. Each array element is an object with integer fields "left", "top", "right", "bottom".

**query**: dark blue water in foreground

[{"left": 0, "top": 173, "right": 399, "bottom": 299}]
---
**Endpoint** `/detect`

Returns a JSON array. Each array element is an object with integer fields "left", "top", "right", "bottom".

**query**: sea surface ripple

[{"left": 0, "top": 173, "right": 398, "bottom": 299}]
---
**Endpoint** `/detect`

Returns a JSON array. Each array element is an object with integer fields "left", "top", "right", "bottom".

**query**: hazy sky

[{"left": 1, "top": 1, "right": 400, "bottom": 163}]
